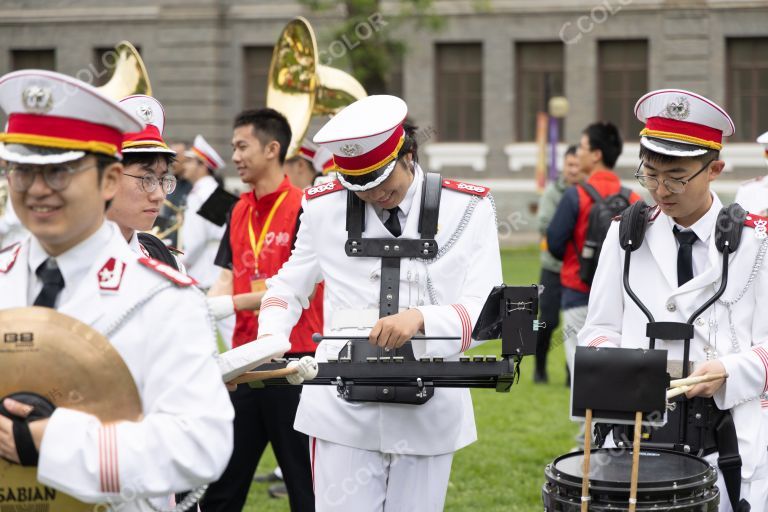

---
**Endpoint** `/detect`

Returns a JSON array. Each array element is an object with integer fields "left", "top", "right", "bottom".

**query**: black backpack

[{"left": 577, "top": 182, "right": 632, "bottom": 285}]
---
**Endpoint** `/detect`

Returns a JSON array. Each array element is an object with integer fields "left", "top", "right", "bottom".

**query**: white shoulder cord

[
  {"left": 715, "top": 237, "right": 768, "bottom": 404},
  {"left": 420, "top": 194, "right": 496, "bottom": 305},
  {"left": 103, "top": 283, "right": 215, "bottom": 512},
  {"left": 716, "top": 237, "right": 768, "bottom": 353}
]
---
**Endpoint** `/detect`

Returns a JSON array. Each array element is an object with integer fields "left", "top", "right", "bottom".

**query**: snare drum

[{"left": 542, "top": 448, "right": 719, "bottom": 511}]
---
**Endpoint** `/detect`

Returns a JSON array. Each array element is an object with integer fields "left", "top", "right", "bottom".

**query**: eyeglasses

[
  {"left": 4, "top": 163, "right": 97, "bottom": 192},
  {"left": 634, "top": 159, "right": 715, "bottom": 194},
  {"left": 123, "top": 172, "right": 177, "bottom": 194}
]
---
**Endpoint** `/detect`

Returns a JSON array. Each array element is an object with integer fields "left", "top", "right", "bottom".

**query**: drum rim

[{"left": 546, "top": 448, "right": 717, "bottom": 491}]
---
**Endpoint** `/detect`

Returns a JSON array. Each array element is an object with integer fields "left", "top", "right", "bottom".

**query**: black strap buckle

[{"left": 717, "top": 453, "right": 743, "bottom": 470}]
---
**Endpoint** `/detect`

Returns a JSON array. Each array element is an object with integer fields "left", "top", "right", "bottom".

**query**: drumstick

[
  {"left": 580, "top": 408, "right": 592, "bottom": 512},
  {"left": 666, "top": 384, "right": 693, "bottom": 400},
  {"left": 312, "top": 334, "right": 461, "bottom": 343},
  {"left": 628, "top": 410, "right": 643, "bottom": 512},
  {"left": 669, "top": 373, "right": 727, "bottom": 388},
  {"left": 229, "top": 367, "right": 297, "bottom": 384},
  {"left": 228, "top": 356, "right": 319, "bottom": 385}
]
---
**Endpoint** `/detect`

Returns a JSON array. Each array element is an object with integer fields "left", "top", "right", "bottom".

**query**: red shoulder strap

[
  {"left": 744, "top": 213, "right": 768, "bottom": 230},
  {"left": 0, "top": 243, "right": 21, "bottom": 274},
  {"left": 441, "top": 179, "right": 490, "bottom": 197},
  {"left": 138, "top": 257, "right": 197, "bottom": 287},
  {"left": 305, "top": 180, "right": 343, "bottom": 200}
]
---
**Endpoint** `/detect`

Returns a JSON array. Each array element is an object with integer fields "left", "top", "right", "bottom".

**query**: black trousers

[
  {"left": 200, "top": 384, "right": 315, "bottom": 512},
  {"left": 535, "top": 268, "right": 562, "bottom": 375}
]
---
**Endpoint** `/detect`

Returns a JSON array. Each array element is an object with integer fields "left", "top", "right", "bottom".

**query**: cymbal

[{"left": 0, "top": 307, "right": 142, "bottom": 511}]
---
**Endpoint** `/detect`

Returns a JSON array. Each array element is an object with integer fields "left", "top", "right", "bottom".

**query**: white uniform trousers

[
  {"left": 310, "top": 437, "right": 453, "bottom": 512},
  {"left": 711, "top": 458, "right": 768, "bottom": 512}
]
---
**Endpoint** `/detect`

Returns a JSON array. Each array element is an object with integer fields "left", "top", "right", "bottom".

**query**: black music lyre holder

[
  {"left": 472, "top": 284, "right": 539, "bottom": 358},
  {"left": 571, "top": 346, "right": 669, "bottom": 425}
]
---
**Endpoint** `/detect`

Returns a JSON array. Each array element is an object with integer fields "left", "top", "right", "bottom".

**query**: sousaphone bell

[
  {"left": 266, "top": 17, "right": 367, "bottom": 158},
  {"left": 96, "top": 41, "right": 152, "bottom": 100}
]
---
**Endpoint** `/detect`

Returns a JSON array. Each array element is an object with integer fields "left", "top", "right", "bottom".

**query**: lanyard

[{"left": 247, "top": 190, "right": 288, "bottom": 272}]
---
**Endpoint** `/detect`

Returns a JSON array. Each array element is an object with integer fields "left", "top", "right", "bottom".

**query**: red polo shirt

[{"left": 225, "top": 176, "right": 322, "bottom": 352}]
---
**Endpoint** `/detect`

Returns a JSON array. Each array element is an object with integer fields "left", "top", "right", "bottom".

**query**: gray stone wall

[{"left": 1, "top": 0, "right": 767, "bottom": 244}]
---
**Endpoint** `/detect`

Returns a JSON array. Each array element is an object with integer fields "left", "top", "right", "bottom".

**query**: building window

[
  {"left": 598, "top": 40, "right": 648, "bottom": 141},
  {"left": 11, "top": 49, "right": 55, "bottom": 72},
  {"left": 243, "top": 46, "right": 274, "bottom": 109},
  {"left": 92, "top": 46, "right": 142, "bottom": 88},
  {"left": 515, "top": 42, "right": 564, "bottom": 142},
  {"left": 435, "top": 43, "right": 483, "bottom": 142},
  {"left": 727, "top": 38, "right": 768, "bottom": 142}
]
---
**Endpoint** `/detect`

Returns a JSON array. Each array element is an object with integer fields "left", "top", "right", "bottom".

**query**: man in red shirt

[
  {"left": 202, "top": 109, "right": 321, "bottom": 512},
  {"left": 546, "top": 122, "right": 640, "bottom": 384}
]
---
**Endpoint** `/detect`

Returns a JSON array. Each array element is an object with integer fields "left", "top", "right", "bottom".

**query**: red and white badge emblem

[
  {"left": 98, "top": 258, "right": 127, "bottom": 291},
  {"left": 442, "top": 179, "right": 489, "bottom": 197},
  {"left": 138, "top": 257, "right": 197, "bottom": 287},
  {"left": 305, "top": 180, "right": 343, "bottom": 200},
  {"left": 0, "top": 243, "right": 21, "bottom": 274}
]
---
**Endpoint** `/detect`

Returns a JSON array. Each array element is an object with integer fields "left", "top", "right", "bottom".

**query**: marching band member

[
  {"left": 256, "top": 95, "right": 503, "bottom": 511},
  {"left": 0, "top": 70, "right": 233, "bottom": 509},
  {"left": 580, "top": 89, "right": 768, "bottom": 511},
  {"left": 181, "top": 134, "right": 227, "bottom": 290},
  {"left": 285, "top": 140, "right": 335, "bottom": 189},
  {"left": 106, "top": 94, "right": 182, "bottom": 269},
  {"left": 202, "top": 109, "right": 321, "bottom": 512},
  {"left": 733, "top": 130, "right": 768, "bottom": 216}
]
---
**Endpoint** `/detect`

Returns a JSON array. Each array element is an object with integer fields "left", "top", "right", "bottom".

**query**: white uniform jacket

[
  {"left": 579, "top": 195, "right": 768, "bottom": 482},
  {"left": 735, "top": 176, "right": 768, "bottom": 217},
  {"left": 181, "top": 175, "right": 225, "bottom": 289},
  {"left": 0, "top": 222, "right": 234, "bottom": 509},
  {"left": 0, "top": 194, "right": 28, "bottom": 247},
  {"left": 257, "top": 165, "right": 503, "bottom": 456}
]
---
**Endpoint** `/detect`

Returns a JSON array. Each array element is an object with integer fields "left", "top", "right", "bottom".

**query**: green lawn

[{"left": 244, "top": 247, "right": 578, "bottom": 511}]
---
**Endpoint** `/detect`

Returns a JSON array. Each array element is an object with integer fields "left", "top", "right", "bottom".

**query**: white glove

[
  {"left": 286, "top": 356, "right": 318, "bottom": 385},
  {"left": 217, "top": 335, "right": 292, "bottom": 382},
  {"left": 206, "top": 295, "right": 235, "bottom": 321}
]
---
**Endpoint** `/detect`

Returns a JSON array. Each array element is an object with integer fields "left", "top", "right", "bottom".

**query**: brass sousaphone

[
  {"left": 267, "top": 17, "right": 367, "bottom": 159},
  {"left": 0, "top": 308, "right": 142, "bottom": 511},
  {"left": 96, "top": 40, "right": 152, "bottom": 100}
]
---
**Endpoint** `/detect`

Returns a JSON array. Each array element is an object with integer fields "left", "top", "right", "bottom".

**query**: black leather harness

[{"left": 341, "top": 172, "right": 442, "bottom": 405}]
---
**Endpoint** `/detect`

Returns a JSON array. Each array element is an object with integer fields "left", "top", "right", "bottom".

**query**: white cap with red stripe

[
  {"left": 186, "top": 134, "right": 225, "bottom": 171},
  {"left": 119, "top": 95, "right": 175, "bottom": 155},
  {"left": 313, "top": 95, "right": 407, "bottom": 191},
  {"left": 0, "top": 69, "right": 144, "bottom": 164},
  {"left": 634, "top": 89, "right": 734, "bottom": 157}
]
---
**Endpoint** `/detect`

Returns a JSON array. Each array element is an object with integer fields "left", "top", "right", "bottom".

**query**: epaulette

[
  {"left": 744, "top": 213, "right": 768, "bottom": 230},
  {"left": 138, "top": 257, "right": 197, "bottom": 287},
  {"left": 305, "top": 180, "right": 343, "bottom": 200},
  {"left": 441, "top": 179, "right": 490, "bottom": 197},
  {"left": 0, "top": 243, "right": 21, "bottom": 273}
]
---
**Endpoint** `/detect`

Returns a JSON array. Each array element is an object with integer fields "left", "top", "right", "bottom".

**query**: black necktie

[
  {"left": 33, "top": 258, "right": 65, "bottom": 308},
  {"left": 384, "top": 207, "right": 402, "bottom": 237},
  {"left": 673, "top": 227, "right": 698, "bottom": 286}
]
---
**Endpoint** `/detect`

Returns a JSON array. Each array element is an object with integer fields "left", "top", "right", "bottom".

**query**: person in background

[
  {"left": 546, "top": 122, "right": 638, "bottom": 380},
  {"left": 158, "top": 141, "right": 192, "bottom": 248},
  {"left": 181, "top": 134, "right": 227, "bottom": 290},
  {"left": 734, "top": 130, "right": 768, "bottom": 216},
  {"left": 534, "top": 144, "right": 582, "bottom": 384}
]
